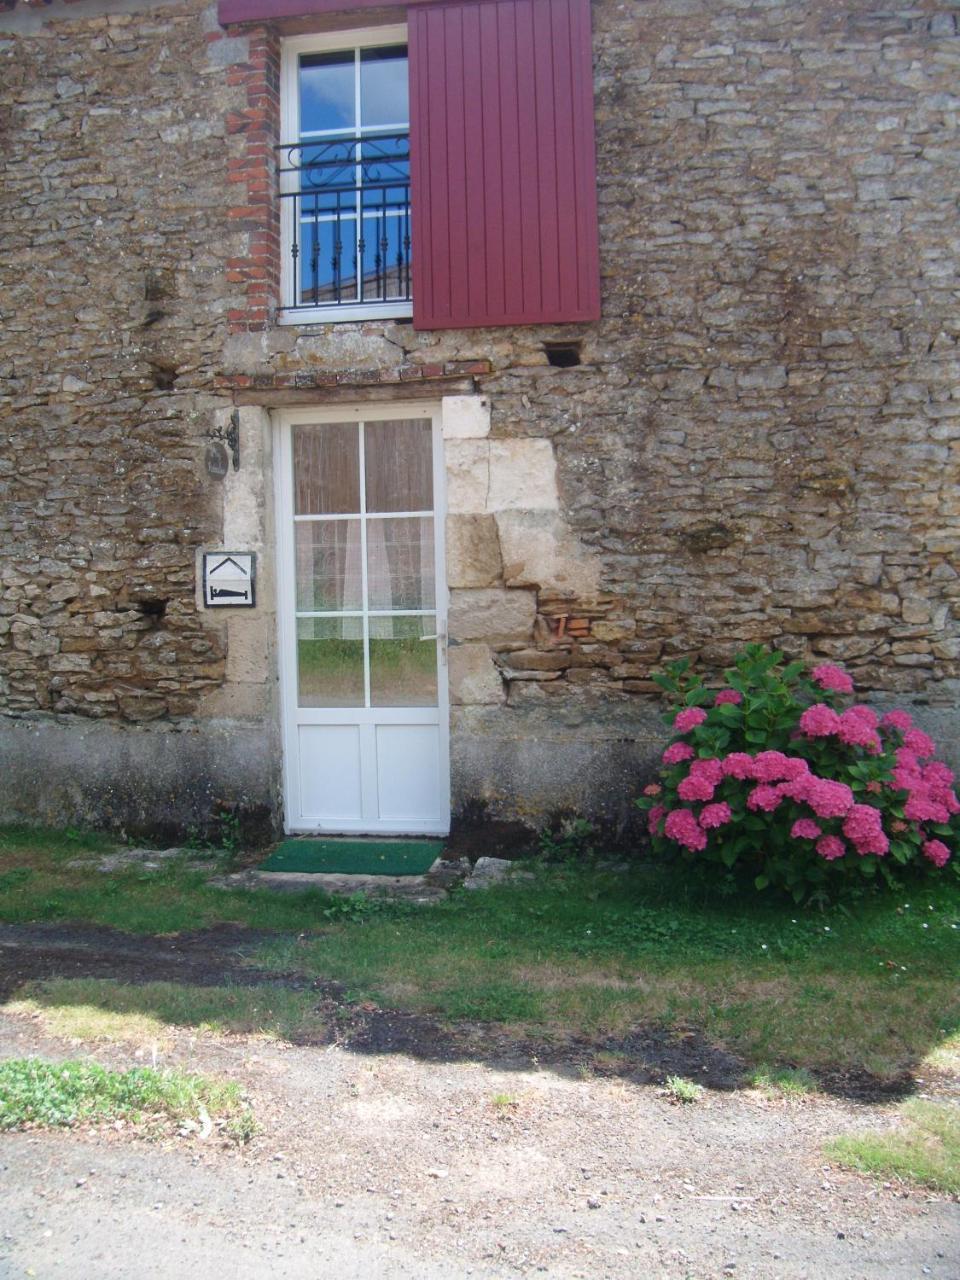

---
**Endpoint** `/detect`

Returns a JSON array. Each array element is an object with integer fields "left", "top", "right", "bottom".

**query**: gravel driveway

[{"left": 0, "top": 1009, "right": 956, "bottom": 1280}]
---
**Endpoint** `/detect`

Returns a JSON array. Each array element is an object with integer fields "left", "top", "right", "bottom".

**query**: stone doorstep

[
  {"left": 64, "top": 845, "right": 531, "bottom": 902},
  {"left": 209, "top": 869, "right": 448, "bottom": 903},
  {"left": 209, "top": 855, "right": 530, "bottom": 901}
]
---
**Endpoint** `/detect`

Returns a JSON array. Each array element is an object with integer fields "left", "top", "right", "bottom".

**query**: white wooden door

[{"left": 276, "top": 404, "right": 450, "bottom": 835}]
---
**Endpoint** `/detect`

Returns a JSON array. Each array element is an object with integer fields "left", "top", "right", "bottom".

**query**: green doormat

[{"left": 260, "top": 839, "right": 442, "bottom": 877}]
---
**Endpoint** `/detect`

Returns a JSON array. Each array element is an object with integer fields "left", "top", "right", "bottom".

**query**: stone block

[
  {"left": 441, "top": 395, "right": 491, "bottom": 439},
  {"left": 499, "top": 648, "right": 571, "bottom": 671},
  {"left": 225, "top": 616, "right": 270, "bottom": 685},
  {"left": 592, "top": 619, "right": 637, "bottom": 643},
  {"left": 444, "top": 440, "right": 490, "bottom": 515},
  {"left": 487, "top": 440, "right": 558, "bottom": 511},
  {"left": 448, "top": 643, "right": 505, "bottom": 705},
  {"left": 496, "top": 510, "right": 600, "bottom": 596},
  {"left": 463, "top": 856, "right": 514, "bottom": 890},
  {"left": 446, "top": 514, "right": 502, "bottom": 588},
  {"left": 448, "top": 588, "right": 537, "bottom": 643}
]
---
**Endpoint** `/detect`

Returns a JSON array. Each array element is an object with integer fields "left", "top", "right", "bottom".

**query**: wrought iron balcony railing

[{"left": 277, "top": 132, "right": 412, "bottom": 314}]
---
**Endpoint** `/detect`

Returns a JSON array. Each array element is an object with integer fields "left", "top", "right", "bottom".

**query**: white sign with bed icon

[{"left": 203, "top": 552, "right": 256, "bottom": 608}]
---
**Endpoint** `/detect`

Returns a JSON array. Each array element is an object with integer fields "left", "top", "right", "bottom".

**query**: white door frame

[{"left": 273, "top": 401, "right": 450, "bottom": 835}]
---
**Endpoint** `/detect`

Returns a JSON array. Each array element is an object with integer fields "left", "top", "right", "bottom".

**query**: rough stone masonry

[{"left": 0, "top": 0, "right": 958, "bottom": 841}]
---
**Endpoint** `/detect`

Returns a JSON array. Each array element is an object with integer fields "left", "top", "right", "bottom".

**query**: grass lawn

[
  {"left": 0, "top": 1057, "right": 249, "bottom": 1138},
  {"left": 1, "top": 825, "right": 959, "bottom": 1082},
  {"left": 827, "top": 1100, "right": 960, "bottom": 1195}
]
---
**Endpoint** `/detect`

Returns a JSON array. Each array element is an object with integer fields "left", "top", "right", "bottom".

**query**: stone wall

[{"left": 1, "top": 0, "right": 958, "bottom": 839}]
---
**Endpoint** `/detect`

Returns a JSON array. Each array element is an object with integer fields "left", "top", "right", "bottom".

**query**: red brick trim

[{"left": 218, "top": 24, "right": 281, "bottom": 333}]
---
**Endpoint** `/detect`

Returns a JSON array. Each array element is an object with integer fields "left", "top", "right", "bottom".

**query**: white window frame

[{"left": 279, "top": 25, "right": 413, "bottom": 327}]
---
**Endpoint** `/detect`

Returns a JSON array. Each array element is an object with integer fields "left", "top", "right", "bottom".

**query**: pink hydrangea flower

[
  {"left": 881, "top": 709, "right": 913, "bottom": 734},
  {"left": 841, "top": 804, "right": 889, "bottom": 856},
  {"left": 811, "top": 664, "right": 854, "bottom": 695},
  {"left": 752, "top": 751, "right": 790, "bottom": 782},
  {"left": 798, "top": 704, "right": 842, "bottom": 738},
  {"left": 816, "top": 834, "right": 846, "bottom": 861},
  {"left": 892, "top": 748, "right": 923, "bottom": 792},
  {"left": 722, "top": 752, "right": 756, "bottom": 780},
  {"left": 689, "top": 757, "right": 724, "bottom": 786},
  {"left": 779, "top": 773, "right": 812, "bottom": 803},
  {"left": 747, "top": 784, "right": 783, "bottom": 813},
  {"left": 699, "top": 801, "right": 732, "bottom": 830},
  {"left": 922, "top": 839, "right": 951, "bottom": 869},
  {"left": 903, "top": 729, "right": 936, "bottom": 759},
  {"left": 924, "top": 761, "right": 955, "bottom": 789},
  {"left": 791, "top": 818, "right": 822, "bottom": 840},
  {"left": 750, "top": 751, "right": 810, "bottom": 784},
  {"left": 673, "top": 706, "right": 708, "bottom": 734},
  {"left": 678, "top": 773, "right": 716, "bottom": 803},
  {"left": 904, "top": 791, "right": 951, "bottom": 824},
  {"left": 780, "top": 756, "right": 811, "bottom": 782},
  {"left": 804, "top": 776, "right": 855, "bottom": 819},
  {"left": 647, "top": 804, "right": 665, "bottom": 837},
  {"left": 664, "top": 808, "right": 707, "bottom": 852},
  {"left": 837, "top": 709, "right": 882, "bottom": 751},
  {"left": 714, "top": 689, "right": 743, "bottom": 706},
  {"left": 662, "top": 742, "right": 695, "bottom": 766},
  {"left": 844, "top": 704, "right": 879, "bottom": 729}
]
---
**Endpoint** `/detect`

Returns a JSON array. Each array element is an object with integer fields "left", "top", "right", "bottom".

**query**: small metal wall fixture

[{"left": 207, "top": 411, "right": 241, "bottom": 472}]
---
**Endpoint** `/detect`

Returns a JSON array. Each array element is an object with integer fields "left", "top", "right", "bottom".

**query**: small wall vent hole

[{"left": 544, "top": 342, "right": 582, "bottom": 368}]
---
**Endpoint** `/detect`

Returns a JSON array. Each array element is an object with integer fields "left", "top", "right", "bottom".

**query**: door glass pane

[
  {"left": 295, "top": 520, "right": 362, "bottom": 611},
  {"left": 369, "top": 615, "right": 438, "bottom": 707},
  {"left": 366, "top": 517, "right": 435, "bottom": 610},
  {"left": 297, "top": 616, "right": 364, "bottom": 708},
  {"left": 359, "top": 45, "right": 408, "bottom": 130},
  {"left": 300, "top": 50, "right": 355, "bottom": 136},
  {"left": 294, "top": 423, "right": 359, "bottom": 515},
  {"left": 364, "top": 418, "right": 433, "bottom": 512}
]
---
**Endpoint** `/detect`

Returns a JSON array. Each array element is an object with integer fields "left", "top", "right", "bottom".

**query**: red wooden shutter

[{"left": 409, "top": 0, "right": 600, "bottom": 330}]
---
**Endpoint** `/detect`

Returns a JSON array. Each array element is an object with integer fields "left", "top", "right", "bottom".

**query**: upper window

[{"left": 279, "top": 27, "right": 412, "bottom": 324}]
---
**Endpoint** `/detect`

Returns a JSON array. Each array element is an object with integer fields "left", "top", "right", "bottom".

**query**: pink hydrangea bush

[{"left": 637, "top": 644, "right": 959, "bottom": 900}]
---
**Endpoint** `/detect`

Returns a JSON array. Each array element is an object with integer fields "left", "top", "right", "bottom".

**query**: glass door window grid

[{"left": 293, "top": 420, "right": 436, "bottom": 709}]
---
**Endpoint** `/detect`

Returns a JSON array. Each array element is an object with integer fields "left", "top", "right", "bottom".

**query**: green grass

[
  {"left": 0, "top": 824, "right": 357, "bottom": 934},
  {"left": 6, "top": 979, "right": 325, "bottom": 1048},
  {"left": 664, "top": 1075, "right": 704, "bottom": 1103},
  {"left": 0, "top": 1057, "right": 245, "bottom": 1134},
  {"left": 2, "top": 825, "right": 959, "bottom": 1080},
  {"left": 827, "top": 1100, "right": 960, "bottom": 1195},
  {"left": 747, "top": 1063, "right": 817, "bottom": 1096}
]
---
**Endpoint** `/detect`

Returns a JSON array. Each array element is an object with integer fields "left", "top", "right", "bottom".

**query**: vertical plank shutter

[{"left": 409, "top": 0, "right": 600, "bottom": 330}]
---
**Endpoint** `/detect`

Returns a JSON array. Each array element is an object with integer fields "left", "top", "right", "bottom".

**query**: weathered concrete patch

[
  {"left": 66, "top": 847, "right": 213, "bottom": 873},
  {"left": 211, "top": 870, "right": 448, "bottom": 904}
]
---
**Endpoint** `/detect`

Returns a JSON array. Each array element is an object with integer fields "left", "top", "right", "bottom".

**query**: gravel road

[{"left": 0, "top": 1009, "right": 957, "bottom": 1280}]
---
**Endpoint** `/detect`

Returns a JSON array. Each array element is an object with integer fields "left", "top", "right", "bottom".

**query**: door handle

[{"left": 420, "top": 621, "right": 447, "bottom": 665}]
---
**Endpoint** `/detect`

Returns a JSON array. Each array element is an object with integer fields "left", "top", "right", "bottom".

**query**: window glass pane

[
  {"left": 295, "top": 520, "right": 362, "bottom": 612},
  {"left": 369, "top": 615, "right": 437, "bottom": 707},
  {"left": 366, "top": 517, "right": 435, "bottom": 610},
  {"left": 360, "top": 45, "right": 408, "bottom": 130},
  {"left": 294, "top": 423, "right": 360, "bottom": 514},
  {"left": 297, "top": 616, "right": 364, "bottom": 708},
  {"left": 300, "top": 50, "right": 355, "bottom": 136},
  {"left": 364, "top": 418, "right": 433, "bottom": 513}
]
